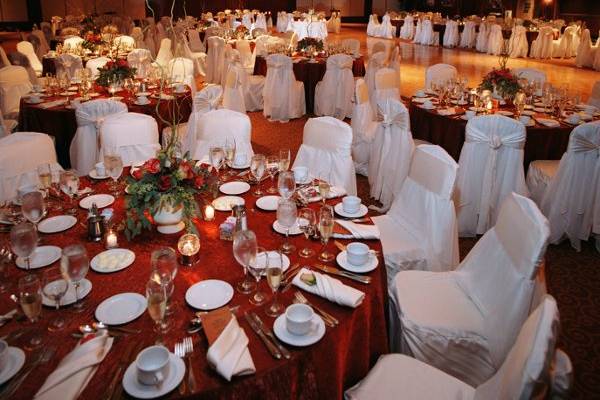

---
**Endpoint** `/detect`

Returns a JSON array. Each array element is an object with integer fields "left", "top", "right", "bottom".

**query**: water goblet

[
  {"left": 266, "top": 155, "right": 279, "bottom": 194},
  {"left": 150, "top": 247, "right": 178, "bottom": 316},
  {"left": 277, "top": 199, "right": 297, "bottom": 254},
  {"left": 223, "top": 137, "right": 236, "bottom": 176},
  {"left": 21, "top": 191, "right": 45, "bottom": 232},
  {"left": 297, "top": 208, "right": 316, "bottom": 258},
  {"left": 10, "top": 222, "right": 38, "bottom": 271},
  {"left": 209, "top": 146, "right": 225, "bottom": 184},
  {"left": 60, "top": 244, "right": 89, "bottom": 312},
  {"left": 104, "top": 149, "right": 123, "bottom": 196},
  {"left": 247, "top": 247, "right": 267, "bottom": 305},
  {"left": 60, "top": 170, "right": 79, "bottom": 215},
  {"left": 265, "top": 250, "right": 284, "bottom": 317},
  {"left": 250, "top": 154, "right": 266, "bottom": 196},
  {"left": 42, "top": 268, "right": 68, "bottom": 331},
  {"left": 232, "top": 229, "right": 258, "bottom": 294},
  {"left": 277, "top": 170, "right": 296, "bottom": 200}
]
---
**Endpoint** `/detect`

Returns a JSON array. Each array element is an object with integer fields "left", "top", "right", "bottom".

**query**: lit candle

[
  {"left": 177, "top": 233, "right": 200, "bottom": 266},
  {"left": 486, "top": 100, "right": 493, "bottom": 113},
  {"left": 106, "top": 230, "right": 118, "bottom": 249},
  {"left": 204, "top": 204, "right": 215, "bottom": 221}
]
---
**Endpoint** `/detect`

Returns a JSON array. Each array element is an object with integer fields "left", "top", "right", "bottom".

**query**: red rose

[
  {"left": 132, "top": 168, "right": 144, "bottom": 180},
  {"left": 143, "top": 158, "right": 160, "bottom": 174},
  {"left": 105, "top": 60, "right": 114, "bottom": 69},
  {"left": 117, "top": 59, "right": 128, "bottom": 68},
  {"left": 194, "top": 176, "right": 204, "bottom": 188},
  {"left": 157, "top": 175, "right": 172, "bottom": 191},
  {"left": 178, "top": 161, "right": 193, "bottom": 180}
]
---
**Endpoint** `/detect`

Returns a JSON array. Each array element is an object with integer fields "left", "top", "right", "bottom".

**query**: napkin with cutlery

[
  {"left": 333, "top": 219, "right": 380, "bottom": 240},
  {"left": 535, "top": 117, "right": 560, "bottom": 128},
  {"left": 35, "top": 334, "right": 113, "bottom": 400},
  {"left": 37, "top": 100, "right": 68, "bottom": 109},
  {"left": 292, "top": 267, "right": 365, "bottom": 308},
  {"left": 297, "top": 185, "right": 347, "bottom": 203},
  {"left": 205, "top": 308, "right": 255, "bottom": 381}
]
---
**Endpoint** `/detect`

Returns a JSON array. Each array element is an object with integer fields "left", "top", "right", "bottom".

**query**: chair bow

[
  {"left": 376, "top": 105, "right": 409, "bottom": 129},
  {"left": 572, "top": 136, "right": 600, "bottom": 156},
  {"left": 489, "top": 134, "right": 503, "bottom": 150}
]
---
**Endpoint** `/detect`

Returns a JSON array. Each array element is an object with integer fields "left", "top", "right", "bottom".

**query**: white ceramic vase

[{"left": 153, "top": 204, "right": 185, "bottom": 234}]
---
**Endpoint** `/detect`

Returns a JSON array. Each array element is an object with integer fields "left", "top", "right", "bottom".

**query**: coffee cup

[
  {"left": 0, "top": 340, "right": 8, "bottom": 372},
  {"left": 285, "top": 303, "right": 314, "bottom": 336},
  {"left": 95, "top": 162, "right": 106, "bottom": 176},
  {"left": 465, "top": 110, "right": 476, "bottom": 119},
  {"left": 342, "top": 195, "right": 361, "bottom": 214},
  {"left": 292, "top": 166, "right": 309, "bottom": 183},
  {"left": 136, "top": 345, "right": 170, "bottom": 386},
  {"left": 566, "top": 114, "right": 580, "bottom": 124},
  {"left": 423, "top": 100, "right": 434, "bottom": 109},
  {"left": 416, "top": 89, "right": 426, "bottom": 97},
  {"left": 234, "top": 153, "right": 247, "bottom": 167},
  {"left": 137, "top": 95, "right": 149, "bottom": 105},
  {"left": 29, "top": 94, "right": 41, "bottom": 103},
  {"left": 519, "top": 115, "right": 531, "bottom": 125},
  {"left": 346, "top": 242, "right": 370, "bottom": 266}
]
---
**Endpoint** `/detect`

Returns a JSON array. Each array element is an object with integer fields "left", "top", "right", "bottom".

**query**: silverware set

[
  {"left": 313, "top": 264, "right": 372, "bottom": 285},
  {"left": 0, "top": 346, "right": 56, "bottom": 398},
  {"left": 175, "top": 337, "right": 197, "bottom": 394},
  {"left": 244, "top": 312, "right": 290, "bottom": 359}
]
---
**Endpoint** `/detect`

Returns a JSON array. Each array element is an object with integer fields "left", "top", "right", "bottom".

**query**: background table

[{"left": 0, "top": 172, "right": 389, "bottom": 399}]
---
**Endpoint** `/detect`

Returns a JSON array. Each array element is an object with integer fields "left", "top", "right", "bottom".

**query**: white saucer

[
  {"left": 0, "top": 347, "right": 25, "bottom": 385},
  {"left": 333, "top": 203, "right": 368, "bottom": 219},
  {"left": 212, "top": 196, "right": 245, "bottom": 212},
  {"left": 256, "top": 251, "right": 291, "bottom": 275},
  {"left": 336, "top": 251, "right": 378, "bottom": 273},
  {"left": 123, "top": 353, "right": 185, "bottom": 399},
  {"left": 16, "top": 245, "right": 62, "bottom": 269},
  {"left": 42, "top": 278, "right": 92, "bottom": 307},
  {"left": 38, "top": 215, "right": 77, "bottom": 234},
  {"left": 256, "top": 195, "right": 281, "bottom": 211},
  {"left": 219, "top": 181, "right": 251, "bottom": 195},
  {"left": 496, "top": 110, "right": 514, "bottom": 116},
  {"left": 273, "top": 220, "right": 303, "bottom": 235},
  {"left": 79, "top": 194, "right": 115, "bottom": 209},
  {"left": 95, "top": 292, "right": 146, "bottom": 325},
  {"left": 273, "top": 314, "right": 326, "bottom": 347},
  {"left": 521, "top": 110, "right": 535, "bottom": 116},
  {"left": 185, "top": 280, "right": 234, "bottom": 310},
  {"left": 88, "top": 170, "right": 109, "bottom": 180},
  {"left": 230, "top": 162, "right": 251, "bottom": 170},
  {"left": 91, "top": 248, "right": 136, "bottom": 273}
]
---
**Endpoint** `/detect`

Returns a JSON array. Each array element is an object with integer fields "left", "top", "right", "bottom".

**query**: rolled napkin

[
  {"left": 298, "top": 185, "right": 347, "bottom": 203},
  {"left": 333, "top": 219, "right": 380, "bottom": 240},
  {"left": 35, "top": 334, "right": 114, "bottom": 400},
  {"left": 437, "top": 107, "right": 456, "bottom": 116},
  {"left": 535, "top": 117, "right": 560, "bottom": 128},
  {"left": 38, "top": 99, "right": 68, "bottom": 109},
  {"left": 292, "top": 267, "right": 365, "bottom": 308}
]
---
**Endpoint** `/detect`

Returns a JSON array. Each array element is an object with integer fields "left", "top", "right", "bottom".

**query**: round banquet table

[
  {"left": 18, "top": 85, "right": 193, "bottom": 169},
  {"left": 253, "top": 55, "right": 366, "bottom": 114},
  {"left": 408, "top": 99, "right": 586, "bottom": 169},
  {"left": 0, "top": 171, "right": 389, "bottom": 400}
]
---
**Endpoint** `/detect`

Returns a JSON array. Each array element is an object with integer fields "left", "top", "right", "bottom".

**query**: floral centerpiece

[
  {"left": 95, "top": 59, "right": 136, "bottom": 87},
  {"left": 234, "top": 25, "right": 249, "bottom": 39},
  {"left": 81, "top": 32, "right": 104, "bottom": 52},
  {"left": 297, "top": 37, "right": 324, "bottom": 53},
  {"left": 478, "top": 53, "right": 520, "bottom": 100}
]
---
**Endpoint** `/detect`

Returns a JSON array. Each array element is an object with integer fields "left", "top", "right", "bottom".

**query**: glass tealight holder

[{"left": 178, "top": 233, "right": 200, "bottom": 266}]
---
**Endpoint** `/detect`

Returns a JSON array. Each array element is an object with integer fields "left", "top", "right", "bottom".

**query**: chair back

[
  {"left": 315, "top": 54, "right": 354, "bottom": 119},
  {"left": 375, "top": 67, "right": 400, "bottom": 104},
  {"left": 513, "top": 68, "right": 547, "bottom": 84},
  {"left": 193, "top": 108, "right": 253, "bottom": 162},
  {"left": 0, "top": 66, "right": 32, "bottom": 117},
  {"left": 63, "top": 36, "right": 83, "bottom": 50},
  {"left": 222, "top": 64, "right": 246, "bottom": 114},
  {"left": 342, "top": 38, "right": 360, "bottom": 57},
  {"left": 16, "top": 41, "right": 42, "bottom": 75},
  {"left": 263, "top": 54, "right": 300, "bottom": 122},
  {"left": 167, "top": 57, "right": 196, "bottom": 92},
  {"left": 206, "top": 36, "right": 225, "bottom": 84},
  {"left": 114, "top": 35, "right": 135, "bottom": 52},
  {"left": 0, "top": 46, "right": 10, "bottom": 68},
  {"left": 425, "top": 63, "right": 457, "bottom": 89},
  {"left": 86, "top": 57, "right": 110, "bottom": 79},
  {"left": 155, "top": 38, "right": 173, "bottom": 69},
  {"left": 589, "top": 81, "right": 600, "bottom": 108},
  {"left": 127, "top": 49, "right": 152, "bottom": 79},
  {"left": 187, "top": 29, "right": 204, "bottom": 53},
  {"left": 100, "top": 112, "right": 160, "bottom": 166}
]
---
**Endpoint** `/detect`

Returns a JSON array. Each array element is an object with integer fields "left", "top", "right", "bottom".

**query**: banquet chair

[
  {"left": 475, "top": 22, "right": 489, "bottom": 53},
  {"left": 255, "top": 13, "right": 268, "bottom": 32},
  {"left": 0, "top": 132, "right": 62, "bottom": 202},
  {"left": 235, "top": 39, "right": 254, "bottom": 74},
  {"left": 346, "top": 296, "right": 561, "bottom": 400},
  {"left": 63, "top": 36, "right": 83, "bottom": 50},
  {"left": 292, "top": 117, "right": 356, "bottom": 195},
  {"left": 307, "top": 20, "right": 328, "bottom": 40},
  {"left": 399, "top": 14, "right": 415, "bottom": 40},
  {"left": 508, "top": 25, "right": 529, "bottom": 58},
  {"left": 364, "top": 51, "right": 387, "bottom": 112},
  {"left": 16, "top": 41, "right": 42, "bottom": 77},
  {"left": 424, "top": 63, "right": 457, "bottom": 89},
  {"left": 154, "top": 38, "right": 173, "bottom": 70},
  {"left": 527, "top": 121, "right": 600, "bottom": 252},
  {"left": 262, "top": 54, "right": 305, "bottom": 122},
  {"left": 237, "top": 61, "right": 265, "bottom": 112},
  {"left": 326, "top": 11, "right": 341, "bottom": 34},
  {"left": 282, "top": 30, "right": 299, "bottom": 48},
  {"left": 114, "top": 35, "right": 135, "bottom": 52},
  {"left": 241, "top": 12, "right": 253, "bottom": 30},
  {"left": 131, "top": 27, "right": 145, "bottom": 50},
  {"left": 7, "top": 52, "right": 38, "bottom": 85},
  {"left": 0, "top": 66, "right": 32, "bottom": 119},
  {"left": 314, "top": 54, "right": 354, "bottom": 120},
  {"left": 459, "top": 20, "right": 477, "bottom": 48},
  {"left": 99, "top": 112, "right": 160, "bottom": 166},
  {"left": 342, "top": 39, "right": 361, "bottom": 58},
  {"left": 418, "top": 19, "right": 434, "bottom": 46},
  {"left": 369, "top": 40, "right": 387, "bottom": 57},
  {"left": 530, "top": 26, "right": 554, "bottom": 59},
  {"left": 187, "top": 29, "right": 205, "bottom": 53},
  {"left": 588, "top": 80, "right": 600, "bottom": 108},
  {"left": 86, "top": 57, "right": 110, "bottom": 80},
  {"left": 351, "top": 79, "right": 377, "bottom": 176},
  {"left": 575, "top": 29, "right": 595, "bottom": 68},
  {"left": 412, "top": 18, "right": 423, "bottom": 44},
  {"left": 455, "top": 115, "right": 528, "bottom": 237},
  {"left": 513, "top": 67, "right": 547, "bottom": 85},
  {"left": 0, "top": 108, "right": 17, "bottom": 138},
  {"left": 222, "top": 65, "right": 246, "bottom": 114},
  {"left": 486, "top": 24, "right": 505, "bottom": 56},
  {"left": 69, "top": 99, "right": 128, "bottom": 176},
  {"left": 553, "top": 25, "right": 577, "bottom": 58},
  {"left": 276, "top": 12, "right": 288, "bottom": 33},
  {"left": 127, "top": 49, "right": 152, "bottom": 79},
  {"left": 0, "top": 46, "right": 10, "bottom": 68},
  {"left": 374, "top": 68, "right": 400, "bottom": 104},
  {"left": 191, "top": 108, "right": 253, "bottom": 162},
  {"left": 443, "top": 20, "right": 459, "bottom": 48},
  {"left": 379, "top": 14, "right": 396, "bottom": 39},
  {"left": 206, "top": 36, "right": 226, "bottom": 84},
  {"left": 390, "top": 192, "right": 550, "bottom": 386},
  {"left": 368, "top": 98, "right": 413, "bottom": 210},
  {"left": 388, "top": 47, "right": 402, "bottom": 97},
  {"left": 167, "top": 57, "right": 197, "bottom": 94},
  {"left": 367, "top": 14, "right": 381, "bottom": 37},
  {"left": 30, "top": 30, "right": 50, "bottom": 60},
  {"left": 54, "top": 54, "right": 83, "bottom": 80},
  {"left": 180, "top": 37, "right": 207, "bottom": 78}
]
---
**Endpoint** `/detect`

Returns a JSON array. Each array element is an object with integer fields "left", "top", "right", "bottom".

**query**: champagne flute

[
  {"left": 297, "top": 207, "right": 316, "bottom": 258},
  {"left": 223, "top": 137, "right": 236, "bottom": 176},
  {"left": 18, "top": 274, "right": 44, "bottom": 350},
  {"left": 277, "top": 199, "right": 297, "bottom": 254},
  {"left": 104, "top": 149, "right": 123, "bottom": 195},
  {"left": 60, "top": 244, "right": 89, "bottom": 312},
  {"left": 210, "top": 146, "right": 225, "bottom": 184},
  {"left": 232, "top": 229, "right": 258, "bottom": 294},
  {"left": 37, "top": 164, "right": 52, "bottom": 196},
  {"left": 318, "top": 173, "right": 331, "bottom": 204},
  {"left": 10, "top": 222, "right": 38, "bottom": 271},
  {"left": 42, "top": 268, "right": 68, "bottom": 331},
  {"left": 265, "top": 250, "right": 284, "bottom": 317},
  {"left": 146, "top": 278, "right": 168, "bottom": 343},
  {"left": 50, "top": 169, "right": 63, "bottom": 212},
  {"left": 266, "top": 155, "right": 279, "bottom": 194},
  {"left": 60, "top": 169, "right": 79, "bottom": 215},
  {"left": 247, "top": 247, "right": 267, "bottom": 305},
  {"left": 277, "top": 171, "right": 296, "bottom": 200},
  {"left": 318, "top": 205, "right": 335, "bottom": 262},
  {"left": 21, "top": 191, "right": 45, "bottom": 232},
  {"left": 278, "top": 149, "right": 291, "bottom": 171},
  {"left": 250, "top": 154, "right": 266, "bottom": 196},
  {"left": 150, "top": 247, "right": 177, "bottom": 316}
]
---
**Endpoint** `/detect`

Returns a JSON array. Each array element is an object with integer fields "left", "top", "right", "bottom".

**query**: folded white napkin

[
  {"left": 333, "top": 219, "right": 380, "bottom": 240},
  {"left": 437, "top": 107, "right": 456, "bottom": 116},
  {"left": 35, "top": 334, "right": 114, "bottom": 400},
  {"left": 299, "top": 185, "right": 347, "bottom": 203},
  {"left": 535, "top": 117, "right": 560, "bottom": 128},
  {"left": 292, "top": 267, "right": 365, "bottom": 308},
  {"left": 38, "top": 100, "right": 67, "bottom": 109},
  {"left": 207, "top": 316, "right": 255, "bottom": 381}
]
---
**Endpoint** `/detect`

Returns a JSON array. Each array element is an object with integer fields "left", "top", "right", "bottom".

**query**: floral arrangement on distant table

[
  {"left": 297, "top": 37, "right": 324, "bottom": 52},
  {"left": 234, "top": 25, "right": 249, "bottom": 39},
  {"left": 95, "top": 59, "right": 136, "bottom": 87},
  {"left": 479, "top": 52, "right": 520, "bottom": 100},
  {"left": 81, "top": 32, "right": 104, "bottom": 52}
]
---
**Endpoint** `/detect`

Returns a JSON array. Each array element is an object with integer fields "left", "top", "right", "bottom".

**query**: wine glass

[
  {"left": 277, "top": 199, "right": 297, "bottom": 254},
  {"left": 50, "top": 169, "right": 63, "bottom": 212},
  {"left": 318, "top": 205, "right": 335, "bottom": 262},
  {"left": 297, "top": 207, "right": 316, "bottom": 258},
  {"left": 150, "top": 247, "right": 178, "bottom": 316},
  {"left": 10, "top": 222, "right": 38, "bottom": 271},
  {"left": 277, "top": 171, "right": 296, "bottom": 200},
  {"left": 104, "top": 149, "right": 123, "bottom": 196},
  {"left": 37, "top": 164, "right": 52, "bottom": 196},
  {"left": 18, "top": 274, "right": 44, "bottom": 350},
  {"left": 60, "top": 170, "right": 79, "bottom": 215},
  {"left": 209, "top": 146, "right": 225, "bottom": 184},
  {"left": 278, "top": 149, "right": 290, "bottom": 171},
  {"left": 266, "top": 155, "right": 279, "bottom": 194},
  {"left": 247, "top": 246, "right": 267, "bottom": 305},
  {"left": 318, "top": 173, "right": 331, "bottom": 204},
  {"left": 232, "top": 229, "right": 258, "bottom": 294},
  {"left": 60, "top": 244, "right": 89, "bottom": 312},
  {"left": 265, "top": 250, "right": 284, "bottom": 317},
  {"left": 42, "top": 268, "right": 68, "bottom": 331},
  {"left": 250, "top": 154, "right": 266, "bottom": 196},
  {"left": 223, "top": 137, "right": 236, "bottom": 177},
  {"left": 21, "top": 191, "right": 45, "bottom": 232},
  {"left": 146, "top": 278, "right": 168, "bottom": 343}
]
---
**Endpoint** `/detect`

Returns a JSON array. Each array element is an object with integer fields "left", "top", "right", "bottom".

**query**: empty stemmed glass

[
  {"left": 265, "top": 250, "right": 284, "bottom": 317},
  {"left": 104, "top": 149, "right": 124, "bottom": 196},
  {"left": 232, "top": 229, "right": 258, "bottom": 294},
  {"left": 246, "top": 246, "right": 267, "bottom": 305},
  {"left": 266, "top": 155, "right": 280, "bottom": 194},
  {"left": 297, "top": 207, "right": 316, "bottom": 258},
  {"left": 60, "top": 170, "right": 79, "bottom": 215},
  {"left": 223, "top": 138, "right": 236, "bottom": 177},
  {"left": 18, "top": 274, "right": 44, "bottom": 350},
  {"left": 277, "top": 199, "right": 297, "bottom": 254},
  {"left": 250, "top": 154, "right": 266, "bottom": 196},
  {"left": 42, "top": 268, "right": 68, "bottom": 331},
  {"left": 278, "top": 170, "right": 296, "bottom": 200},
  {"left": 10, "top": 222, "right": 38, "bottom": 271},
  {"left": 318, "top": 205, "right": 335, "bottom": 262},
  {"left": 60, "top": 244, "right": 89, "bottom": 312},
  {"left": 21, "top": 191, "right": 46, "bottom": 232},
  {"left": 210, "top": 146, "right": 225, "bottom": 184},
  {"left": 146, "top": 278, "right": 169, "bottom": 343},
  {"left": 150, "top": 247, "right": 178, "bottom": 316}
]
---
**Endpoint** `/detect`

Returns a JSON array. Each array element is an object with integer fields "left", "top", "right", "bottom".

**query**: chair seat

[{"left": 527, "top": 159, "right": 559, "bottom": 206}]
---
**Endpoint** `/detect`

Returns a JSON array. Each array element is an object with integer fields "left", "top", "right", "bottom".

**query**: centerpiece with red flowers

[
  {"left": 81, "top": 32, "right": 104, "bottom": 52},
  {"left": 478, "top": 53, "right": 520, "bottom": 101},
  {"left": 234, "top": 25, "right": 249, "bottom": 39},
  {"left": 95, "top": 58, "right": 136, "bottom": 88},
  {"left": 297, "top": 37, "right": 324, "bottom": 53}
]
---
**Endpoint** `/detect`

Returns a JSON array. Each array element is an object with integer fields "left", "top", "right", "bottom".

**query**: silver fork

[
  {"left": 183, "top": 337, "right": 197, "bottom": 393},
  {"left": 294, "top": 291, "right": 339, "bottom": 327},
  {"left": 174, "top": 342, "right": 187, "bottom": 395}
]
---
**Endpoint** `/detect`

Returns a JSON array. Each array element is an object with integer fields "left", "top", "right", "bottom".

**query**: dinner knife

[
  {"left": 313, "top": 264, "right": 372, "bottom": 284},
  {"left": 110, "top": 341, "right": 145, "bottom": 400},
  {"left": 243, "top": 312, "right": 282, "bottom": 359},
  {"left": 250, "top": 312, "right": 291, "bottom": 360}
]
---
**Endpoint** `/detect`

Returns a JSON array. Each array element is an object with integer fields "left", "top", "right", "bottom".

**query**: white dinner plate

[
  {"left": 26, "top": 98, "right": 43, "bottom": 104},
  {"left": 91, "top": 249, "right": 136, "bottom": 273},
  {"left": 334, "top": 203, "right": 368, "bottom": 219},
  {"left": 272, "top": 219, "right": 303, "bottom": 235},
  {"left": 185, "top": 280, "right": 234, "bottom": 310},
  {"left": 123, "top": 353, "right": 185, "bottom": 399},
  {"left": 219, "top": 181, "right": 251, "bottom": 195},
  {"left": 0, "top": 347, "right": 25, "bottom": 385},
  {"left": 212, "top": 196, "right": 245, "bottom": 212},
  {"left": 533, "top": 107, "right": 550, "bottom": 113},
  {"left": 419, "top": 104, "right": 436, "bottom": 110},
  {"left": 16, "top": 245, "right": 62, "bottom": 269},
  {"left": 95, "top": 292, "right": 146, "bottom": 325},
  {"left": 273, "top": 313, "right": 326, "bottom": 347},
  {"left": 88, "top": 169, "right": 109, "bottom": 180},
  {"left": 336, "top": 251, "right": 379, "bottom": 273},
  {"left": 256, "top": 251, "right": 291, "bottom": 275},
  {"left": 496, "top": 110, "right": 514, "bottom": 117},
  {"left": 79, "top": 194, "right": 115, "bottom": 209},
  {"left": 38, "top": 215, "right": 77, "bottom": 234},
  {"left": 42, "top": 278, "right": 92, "bottom": 307},
  {"left": 522, "top": 110, "right": 535, "bottom": 116},
  {"left": 256, "top": 195, "right": 281, "bottom": 211}
]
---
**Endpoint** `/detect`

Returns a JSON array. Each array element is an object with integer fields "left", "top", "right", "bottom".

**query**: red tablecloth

[
  {"left": 0, "top": 173, "right": 389, "bottom": 399},
  {"left": 253, "top": 56, "right": 366, "bottom": 114}
]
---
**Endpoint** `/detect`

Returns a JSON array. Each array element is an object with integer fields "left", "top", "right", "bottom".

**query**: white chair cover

[
  {"left": 366, "top": 15, "right": 381, "bottom": 37},
  {"left": 31, "top": 31, "right": 50, "bottom": 60},
  {"left": 167, "top": 57, "right": 196, "bottom": 94},
  {"left": 255, "top": 13, "right": 268, "bottom": 32},
  {"left": 342, "top": 39, "right": 361, "bottom": 58},
  {"left": 530, "top": 26, "right": 554, "bottom": 59},
  {"left": 222, "top": 64, "right": 246, "bottom": 114},
  {"left": 399, "top": 15, "right": 414, "bottom": 40},
  {"left": 144, "top": 24, "right": 157, "bottom": 58},
  {"left": 206, "top": 36, "right": 226, "bottom": 84},
  {"left": 425, "top": 63, "right": 457, "bottom": 89},
  {"left": 0, "top": 108, "right": 17, "bottom": 138},
  {"left": 131, "top": 27, "right": 145, "bottom": 50},
  {"left": 486, "top": 24, "right": 504, "bottom": 55},
  {"left": 235, "top": 39, "right": 254, "bottom": 73},
  {"left": 307, "top": 21, "right": 328, "bottom": 40},
  {"left": 379, "top": 14, "right": 396, "bottom": 39},
  {"left": 242, "top": 13, "right": 253, "bottom": 30},
  {"left": 0, "top": 46, "right": 10, "bottom": 69},
  {"left": 0, "top": 66, "right": 32, "bottom": 118},
  {"left": 191, "top": 108, "right": 253, "bottom": 162},
  {"left": 575, "top": 29, "right": 594, "bottom": 68},
  {"left": 314, "top": 54, "right": 354, "bottom": 120},
  {"left": 187, "top": 29, "right": 205, "bottom": 53},
  {"left": 86, "top": 57, "right": 110, "bottom": 80},
  {"left": 443, "top": 20, "right": 460, "bottom": 48},
  {"left": 553, "top": 25, "right": 577, "bottom": 58},
  {"left": 16, "top": 41, "right": 42, "bottom": 76},
  {"left": 374, "top": 67, "right": 400, "bottom": 105},
  {"left": 588, "top": 80, "right": 600, "bottom": 108},
  {"left": 475, "top": 22, "right": 489, "bottom": 53},
  {"left": 513, "top": 67, "right": 546, "bottom": 84},
  {"left": 412, "top": 19, "right": 423, "bottom": 44},
  {"left": 69, "top": 99, "right": 128, "bottom": 175},
  {"left": 127, "top": 49, "right": 152, "bottom": 79},
  {"left": 0, "top": 132, "right": 62, "bottom": 202},
  {"left": 419, "top": 19, "right": 434, "bottom": 45},
  {"left": 276, "top": 12, "right": 288, "bottom": 33},
  {"left": 154, "top": 38, "right": 173, "bottom": 69},
  {"left": 368, "top": 98, "right": 414, "bottom": 210},
  {"left": 460, "top": 21, "right": 477, "bottom": 48},
  {"left": 63, "top": 36, "right": 83, "bottom": 50},
  {"left": 54, "top": 54, "right": 83, "bottom": 80},
  {"left": 351, "top": 79, "right": 377, "bottom": 176},
  {"left": 326, "top": 12, "right": 341, "bottom": 34},
  {"left": 99, "top": 112, "right": 160, "bottom": 166},
  {"left": 262, "top": 54, "right": 305, "bottom": 122},
  {"left": 508, "top": 25, "right": 529, "bottom": 58},
  {"left": 364, "top": 51, "right": 386, "bottom": 112},
  {"left": 456, "top": 115, "right": 528, "bottom": 236},
  {"left": 180, "top": 37, "right": 207, "bottom": 78},
  {"left": 292, "top": 117, "right": 356, "bottom": 195},
  {"left": 114, "top": 35, "right": 135, "bottom": 52}
]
